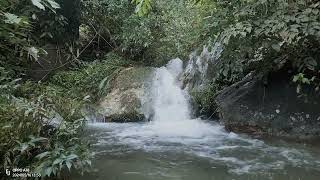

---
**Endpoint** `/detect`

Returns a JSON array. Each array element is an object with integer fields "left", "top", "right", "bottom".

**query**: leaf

[
  {"left": 133, "top": 0, "right": 152, "bottom": 16},
  {"left": 99, "top": 77, "right": 109, "bottom": 90},
  {"left": 296, "top": 84, "right": 301, "bottom": 93},
  {"left": 302, "top": 78, "right": 310, "bottom": 84},
  {"left": 67, "top": 154, "right": 78, "bottom": 160},
  {"left": 30, "top": 137, "right": 47, "bottom": 143},
  {"left": 271, "top": 43, "right": 281, "bottom": 52},
  {"left": 53, "top": 158, "right": 63, "bottom": 165},
  {"left": 222, "top": 68, "right": 228, "bottom": 77},
  {"left": 293, "top": 75, "right": 299, "bottom": 82},
  {"left": 86, "top": 160, "right": 92, "bottom": 166},
  {"left": 31, "top": 0, "right": 45, "bottom": 10},
  {"left": 3, "top": 13, "right": 22, "bottom": 24},
  {"left": 305, "top": 58, "right": 317, "bottom": 71},
  {"left": 45, "top": 167, "right": 53, "bottom": 177},
  {"left": 20, "top": 143, "right": 29, "bottom": 152},
  {"left": 83, "top": 95, "right": 91, "bottom": 101},
  {"left": 36, "top": 152, "right": 50, "bottom": 159},
  {"left": 28, "top": 47, "right": 40, "bottom": 61},
  {"left": 66, "top": 161, "right": 72, "bottom": 170},
  {"left": 46, "top": 0, "right": 60, "bottom": 9}
]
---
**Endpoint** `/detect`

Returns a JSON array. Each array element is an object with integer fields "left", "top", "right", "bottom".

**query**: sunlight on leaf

[
  {"left": 3, "top": 13, "right": 22, "bottom": 24},
  {"left": 47, "top": 0, "right": 60, "bottom": 9},
  {"left": 28, "top": 47, "right": 40, "bottom": 61},
  {"left": 31, "top": 0, "right": 45, "bottom": 10}
]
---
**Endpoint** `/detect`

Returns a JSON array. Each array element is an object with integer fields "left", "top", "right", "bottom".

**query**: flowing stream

[{"left": 74, "top": 59, "right": 320, "bottom": 180}]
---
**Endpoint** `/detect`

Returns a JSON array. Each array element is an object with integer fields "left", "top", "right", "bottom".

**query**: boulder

[
  {"left": 99, "top": 67, "right": 154, "bottom": 122},
  {"left": 215, "top": 70, "right": 320, "bottom": 140}
]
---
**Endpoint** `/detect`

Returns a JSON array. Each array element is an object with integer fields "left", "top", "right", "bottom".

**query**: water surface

[
  {"left": 74, "top": 59, "right": 320, "bottom": 180},
  {"left": 73, "top": 121, "right": 320, "bottom": 180}
]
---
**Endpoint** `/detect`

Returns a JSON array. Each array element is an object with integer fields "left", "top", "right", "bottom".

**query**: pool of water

[{"left": 72, "top": 121, "right": 320, "bottom": 180}]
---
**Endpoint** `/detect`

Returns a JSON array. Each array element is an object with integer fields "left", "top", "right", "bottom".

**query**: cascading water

[
  {"left": 81, "top": 57, "right": 320, "bottom": 180},
  {"left": 152, "top": 58, "right": 190, "bottom": 123},
  {"left": 147, "top": 58, "right": 221, "bottom": 137}
]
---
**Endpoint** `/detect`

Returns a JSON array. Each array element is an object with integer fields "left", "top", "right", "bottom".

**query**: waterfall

[
  {"left": 147, "top": 58, "right": 218, "bottom": 137},
  {"left": 85, "top": 41, "right": 320, "bottom": 179},
  {"left": 151, "top": 58, "right": 190, "bottom": 122}
]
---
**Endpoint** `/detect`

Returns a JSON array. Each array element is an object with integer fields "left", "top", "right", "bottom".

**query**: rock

[
  {"left": 81, "top": 104, "right": 105, "bottom": 122},
  {"left": 215, "top": 70, "right": 320, "bottom": 140},
  {"left": 99, "top": 67, "right": 154, "bottom": 122},
  {"left": 182, "top": 38, "right": 223, "bottom": 92}
]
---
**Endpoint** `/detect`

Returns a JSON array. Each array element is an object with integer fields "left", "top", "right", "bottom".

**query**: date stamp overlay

[{"left": 1, "top": 168, "right": 41, "bottom": 178}]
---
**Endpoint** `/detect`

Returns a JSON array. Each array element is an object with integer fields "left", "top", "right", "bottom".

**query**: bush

[
  {"left": 0, "top": 62, "right": 92, "bottom": 178},
  {"left": 216, "top": 0, "right": 320, "bottom": 91},
  {"left": 81, "top": 0, "right": 211, "bottom": 65},
  {"left": 190, "top": 83, "right": 221, "bottom": 116},
  {"left": 49, "top": 53, "right": 130, "bottom": 101},
  {"left": 0, "top": 92, "right": 92, "bottom": 178}
]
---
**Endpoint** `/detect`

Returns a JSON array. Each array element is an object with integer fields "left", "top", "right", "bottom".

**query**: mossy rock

[{"left": 99, "top": 67, "right": 155, "bottom": 122}]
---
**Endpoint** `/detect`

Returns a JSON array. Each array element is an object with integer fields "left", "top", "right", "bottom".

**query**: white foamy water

[
  {"left": 84, "top": 59, "right": 320, "bottom": 178},
  {"left": 148, "top": 58, "right": 220, "bottom": 138}
]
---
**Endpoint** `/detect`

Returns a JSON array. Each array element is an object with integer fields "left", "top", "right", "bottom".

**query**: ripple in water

[{"left": 84, "top": 59, "right": 320, "bottom": 179}]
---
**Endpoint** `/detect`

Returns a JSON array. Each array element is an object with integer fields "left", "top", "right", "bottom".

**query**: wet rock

[
  {"left": 182, "top": 38, "right": 223, "bottom": 92},
  {"left": 99, "top": 67, "right": 154, "bottom": 122},
  {"left": 215, "top": 70, "right": 320, "bottom": 140}
]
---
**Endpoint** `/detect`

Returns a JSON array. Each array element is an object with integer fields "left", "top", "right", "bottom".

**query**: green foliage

[
  {"left": 144, "top": 0, "right": 208, "bottom": 65},
  {"left": 81, "top": 0, "right": 210, "bottom": 64},
  {"left": 132, "top": 0, "right": 152, "bottom": 16},
  {"left": 81, "top": 0, "right": 145, "bottom": 58},
  {"left": 0, "top": 7, "right": 32, "bottom": 63},
  {"left": 191, "top": 83, "right": 221, "bottom": 115},
  {"left": 292, "top": 73, "right": 319, "bottom": 95},
  {"left": 201, "top": 0, "right": 320, "bottom": 94},
  {"left": 1, "top": 53, "right": 132, "bottom": 177},
  {"left": 0, "top": 89, "right": 92, "bottom": 178},
  {"left": 0, "top": 0, "right": 67, "bottom": 72},
  {"left": 33, "top": 118, "right": 92, "bottom": 177},
  {"left": 0, "top": 0, "right": 89, "bottom": 178},
  {"left": 1, "top": 0, "right": 318, "bottom": 176},
  {"left": 49, "top": 53, "right": 129, "bottom": 101}
]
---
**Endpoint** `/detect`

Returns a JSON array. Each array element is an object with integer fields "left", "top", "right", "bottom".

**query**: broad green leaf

[
  {"left": 99, "top": 77, "right": 109, "bottom": 90},
  {"left": 3, "top": 13, "right": 22, "bottom": 24},
  {"left": 36, "top": 152, "right": 50, "bottom": 159},
  {"left": 20, "top": 143, "right": 29, "bottom": 152},
  {"left": 31, "top": 0, "right": 45, "bottom": 10},
  {"left": 271, "top": 43, "right": 281, "bottom": 52},
  {"left": 53, "top": 158, "right": 63, "bottom": 165},
  {"left": 45, "top": 167, "right": 53, "bottom": 177},
  {"left": 30, "top": 137, "right": 47, "bottom": 143},
  {"left": 66, "top": 161, "right": 72, "bottom": 170},
  {"left": 47, "top": 0, "right": 60, "bottom": 9},
  {"left": 293, "top": 75, "right": 299, "bottom": 82}
]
